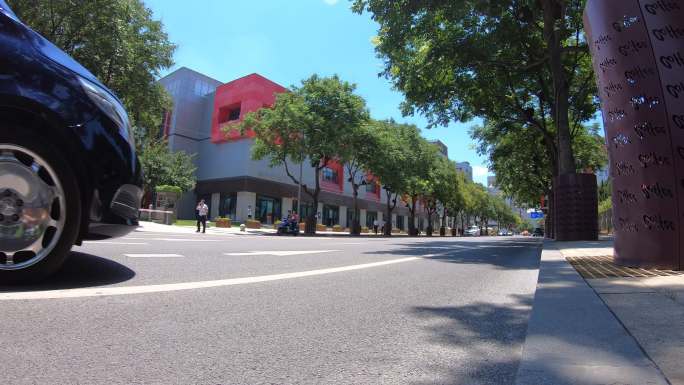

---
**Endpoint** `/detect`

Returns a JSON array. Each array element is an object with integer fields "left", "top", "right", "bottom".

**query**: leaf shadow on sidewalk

[{"left": 0, "top": 251, "right": 135, "bottom": 292}]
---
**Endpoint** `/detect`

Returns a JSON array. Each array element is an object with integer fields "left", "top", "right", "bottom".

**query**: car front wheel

[{"left": 0, "top": 128, "right": 81, "bottom": 284}]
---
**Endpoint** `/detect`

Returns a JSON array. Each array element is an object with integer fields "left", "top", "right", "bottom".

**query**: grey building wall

[{"left": 159, "top": 67, "right": 415, "bottom": 222}]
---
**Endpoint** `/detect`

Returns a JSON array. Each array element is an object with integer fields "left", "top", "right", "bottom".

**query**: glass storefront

[
  {"left": 396, "top": 215, "right": 404, "bottom": 230},
  {"left": 219, "top": 192, "right": 237, "bottom": 220},
  {"left": 256, "top": 194, "right": 281, "bottom": 224},
  {"left": 322, "top": 204, "right": 339, "bottom": 227},
  {"left": 366, "top": 211, "right": 377, "bottom": 228},
  {"left": 346, "top": 208, "right": 360, "bottom": 229},
  {"left": 292, "top": 200, "right": 314, "bottom": 222}
]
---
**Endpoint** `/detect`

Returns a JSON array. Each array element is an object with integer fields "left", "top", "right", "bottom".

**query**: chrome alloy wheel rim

[{"left": 0, "top": 144, "right": 66, "bottom": 270}]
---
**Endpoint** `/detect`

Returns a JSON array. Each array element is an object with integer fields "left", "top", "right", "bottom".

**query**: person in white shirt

[{"left": 196, "top": 199, "right": 209, "bottom": 233}]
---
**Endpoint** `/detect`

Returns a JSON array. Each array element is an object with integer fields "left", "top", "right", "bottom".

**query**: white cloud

[
  {"left": 323, "top": 0, "right": 339, "bottom": 4},
  {"left": 473, "top": 165, "right": 489, "bottom": 177}
]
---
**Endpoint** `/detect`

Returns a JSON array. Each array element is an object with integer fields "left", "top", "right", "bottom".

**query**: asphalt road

[{"left": 0, "top": 231, "right": 542, "bottom": 385}]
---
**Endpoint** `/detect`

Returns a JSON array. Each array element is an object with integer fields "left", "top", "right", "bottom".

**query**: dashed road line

[
  {"left": 81, "top": 241, "right": 148, "bottom": 245},
  {"left": 121, "top": 237, "right": 221, "bottom": 242},
  {"left": 124, "top": 254, "right": 184, "bottom": 258},
  {"left": 224, "top": 250, "right": 340, "bottom": 256}
]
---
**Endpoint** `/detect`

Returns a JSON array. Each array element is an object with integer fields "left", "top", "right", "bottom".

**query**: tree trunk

[
  {"left": 440, "top": 208, "right": 447, "bottom": 236},
  {"left": 351, "top": 185, "right": 361, "bottom": 235},
  {"left": 384, "top": 200, "right": 393, "bottom": 236},
  {"left": 426, "top": 208, "right": 434, "bottom": 237},
  {"left": 408, "top": 198, "right": 417, "bottom": 236},
  {"left": 543, "top": 0, "right": 575, "bottom": 175}
]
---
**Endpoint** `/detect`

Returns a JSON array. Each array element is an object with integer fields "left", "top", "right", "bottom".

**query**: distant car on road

[
  {"left": 465, "top": 226, "right": 480, "bottom": 236},
  {"left": 0, "top": 1, "right": 142, "bottom": 283},
  {"left": 532, "top": 228, "right": 544, "bottom": 237}
]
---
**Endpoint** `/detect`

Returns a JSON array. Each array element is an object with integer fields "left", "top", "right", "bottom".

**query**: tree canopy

[
  {"left": 238, "top": 74, "right": 370, "bottom": 234},
  {"left": 353, "top": 0, "right": 597, "bottom": 177},
  {"left": 10, "top": 0, "right": 176, "bottom": 142}
]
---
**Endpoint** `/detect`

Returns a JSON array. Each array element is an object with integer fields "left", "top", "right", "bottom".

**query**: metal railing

[{"left": 138, "top": 208, "right": 175, "bottom": 225}]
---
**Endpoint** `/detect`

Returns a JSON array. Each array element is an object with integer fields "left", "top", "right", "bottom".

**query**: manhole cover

[{"left": 566, "top": 255, "right": 684, "bottom": 279}]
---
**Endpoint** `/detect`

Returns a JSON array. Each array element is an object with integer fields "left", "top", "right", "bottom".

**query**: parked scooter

[{"left": 277, "top": 217, "right": 300, "bottom": 236}]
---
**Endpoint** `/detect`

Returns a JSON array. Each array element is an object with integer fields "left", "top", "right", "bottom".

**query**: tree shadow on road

[
  {"left": 0, "top": 251, "right": 135, "bottom": 292},
  {"left": 409, "top": 294, "right": 535, "bottom": 385},
  {"left": 366, "top": 238, "right": 542, "bottom": 271}
]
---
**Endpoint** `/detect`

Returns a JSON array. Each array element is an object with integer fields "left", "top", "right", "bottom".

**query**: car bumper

[{"left": 85, "top": 184, "right": 142, "bottom": 240}]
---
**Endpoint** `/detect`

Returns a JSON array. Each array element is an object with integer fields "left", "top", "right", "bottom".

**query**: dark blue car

[{"left": 0, "top": 1, "right": 143, "bottom": 283}]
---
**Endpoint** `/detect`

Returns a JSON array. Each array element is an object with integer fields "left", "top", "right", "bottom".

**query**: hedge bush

[{"left": 155, "top": 185, "right": 182, "bottom": 194}]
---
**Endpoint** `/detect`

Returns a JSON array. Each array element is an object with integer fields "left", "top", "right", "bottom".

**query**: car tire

[{"left": 0, "top": 125, "right": 81, "bottom": 285}]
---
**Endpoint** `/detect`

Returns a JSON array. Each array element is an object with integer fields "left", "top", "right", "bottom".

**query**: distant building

[
  {"left": 456, "top": 161, "right": 473, "bottom": 182},
  {"left": 429, "top": 140, "right": 448, "bottom": 158},
  {"left": 157, "top": 67, "right": 425, "bottom": 231},
  {"left": 596, "top": 167, "right": 609, "bottom": 184},
  {"left": 487, "top": 176, "right": 497, "bottom": 189}
]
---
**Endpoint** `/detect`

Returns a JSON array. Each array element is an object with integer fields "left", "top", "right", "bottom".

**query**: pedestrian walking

[
  {"left": 196, "top": 199, "right": 209, "bottom": 233},
  {"left": 373, "top": 219, "right": 378, "bottom": 235}
]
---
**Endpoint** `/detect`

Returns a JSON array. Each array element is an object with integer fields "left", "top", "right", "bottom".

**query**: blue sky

[{"left": 145, "top": 0, "right": 492, "bottom": 186}]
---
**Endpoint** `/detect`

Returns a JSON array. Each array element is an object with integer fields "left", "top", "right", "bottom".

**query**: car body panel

[{"left": 0, "top": 6, "right": 142, "bottom": 242}]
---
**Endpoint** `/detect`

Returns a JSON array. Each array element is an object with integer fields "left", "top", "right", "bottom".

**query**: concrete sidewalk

[
  {"left": 135, "top": 220, "right": 275, "bottom": 235},
  {"left": 515, "top": 239, "right": 670, "bottom": 385},
  {"left": 135, "top": 220, "right": 411, "bottom": 237}
]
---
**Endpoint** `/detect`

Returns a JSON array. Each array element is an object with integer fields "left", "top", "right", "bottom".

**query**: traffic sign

[{"left": 529, "top": 212, "right": 544, "bottom": 219}]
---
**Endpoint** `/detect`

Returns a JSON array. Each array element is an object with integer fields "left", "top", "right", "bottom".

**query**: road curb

[{"left": 514, "top": 240, "right": 669, "bottom": 385}]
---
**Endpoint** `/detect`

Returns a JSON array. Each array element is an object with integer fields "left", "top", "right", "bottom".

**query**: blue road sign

[{"left": 530, "top": 212, "right": 544, "bottom": 219}]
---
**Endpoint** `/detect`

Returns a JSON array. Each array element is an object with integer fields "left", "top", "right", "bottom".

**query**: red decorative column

[{"left": 584, "top": 0, "right": 684, "bottom": 269}]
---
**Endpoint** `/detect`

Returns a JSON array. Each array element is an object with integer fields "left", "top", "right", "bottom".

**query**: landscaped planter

[
  {"left": 316, "top": 224, "right": 328, "bottom": 232},
  {"left": 392, "top": 228, "right": 401, "bottom": 234},
  {"left": 245, "top": 220, "right": 261, "bottom": 229},
  {"left": 361, "top": 226, "right": 369, "bottom": 234},
  {"left": 332, "top": 225, "right": 344, "bottom": 232},
  {"left": 215, "top": 218, "right": 231, "bottom": 228}
]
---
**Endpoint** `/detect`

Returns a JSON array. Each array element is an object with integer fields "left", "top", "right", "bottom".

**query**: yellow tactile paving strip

[{"left": 566, "top": 256, "right": 684, "bottom": 279}]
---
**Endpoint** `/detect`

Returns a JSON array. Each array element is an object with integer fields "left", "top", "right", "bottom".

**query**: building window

[
  {"left": 366, "top": 211, "right": 377, "bottom": 228},
  {"left": 322, "top": 167, "right": 339, "bottom": 184},
  {"left": 255, "top": 194, "right": 281, "bottom": 225},
  {"left": 322, "top": 204, "right": 339, "bottom": 227},
  {"left": 219, "top": 192, "right": 237, "bottom": 221},
  {"left": 365, "top": 182, "right": 377, "bottom": 193},
  {"left": 228, "top": 106, "right": 241, "bottom": 121},
  {"left": 292, "top": 200, "right": 315, "bottom": 222},
  {"left": 218, "top": 104, "right": 242, "bottom": 124},
  {"left": 396, "top": 215, "right": 404, "bottom": 230},
  {"left": 346, "top": 208, "right": 360, "bottom": 228}
]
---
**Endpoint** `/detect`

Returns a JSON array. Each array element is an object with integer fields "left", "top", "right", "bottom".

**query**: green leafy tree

[
  {"left": 365, "top": 120, "right": 416, "bottom": 236},
  {"left": 10, "top": 0, "right": 176, "bottom": 142},
  {"left": 138, "top": 139, "right": 196, "bottom": 206},
  {"left": 471, "top": 120, "right": 607, "bottom": 211},
  {"left": 353, "top": 0, "right": 595, "bottom": 174},
  {"left": 339, "top": 121, "right": 376, "bottom": 235},
  {"left": 353, "top": 0, "right": 598, "bottom": 220},
  {"left": 238, "top": 75, "right": 369, "bottom": 234},
  {"left": 400, "top": 132, "right": 439, "bottom": 236}
]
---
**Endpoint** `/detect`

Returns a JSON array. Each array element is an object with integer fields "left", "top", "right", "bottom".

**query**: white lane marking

[
  {"left": 81, "top": 241, "right": 148, "bottom": 245},
  {"left": 339, "top": 242, "right": 363, "bottom": 245},
  {"left": 124, "top": 254, "right": 184, "bottom": 258},
  {"left": 0, "top": 257, "right": 420, "bottom": 300},
  {"left": 121, "top": 237, "right": 220, "bottom": 242},
  {"left": 224, "top": 250, "right": 340, "bottom": 256}
]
